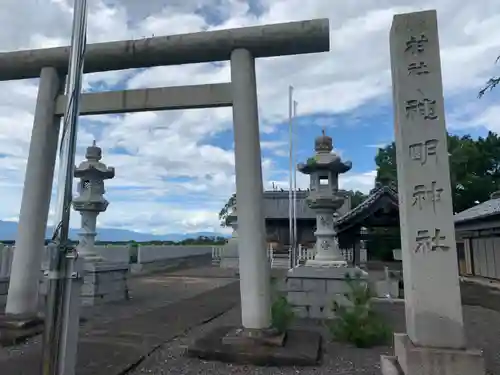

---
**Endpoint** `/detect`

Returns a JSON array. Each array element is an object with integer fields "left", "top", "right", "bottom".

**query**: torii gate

[{"left": 0, "top": 19, "right": 330, "bottom": 334}]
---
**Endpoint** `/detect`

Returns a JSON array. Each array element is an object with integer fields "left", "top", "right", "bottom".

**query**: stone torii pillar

[
  {"left": 4, "top": 68, "right": 64, "bottom": 319},
  {"left": 230, "top": 48, "right": 272, "bottom": 332}
]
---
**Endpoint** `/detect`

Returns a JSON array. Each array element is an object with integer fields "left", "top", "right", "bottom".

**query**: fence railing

[
  {"left": 210, "top": 243, "right": 358, "bottom": 269},
  {"left": 211, "top": 246, "right": 224, "bottom": 264}
]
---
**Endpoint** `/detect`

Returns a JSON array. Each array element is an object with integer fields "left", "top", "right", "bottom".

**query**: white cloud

[{"left": 0, "top": 0, "right": 498, "bottom": 234}]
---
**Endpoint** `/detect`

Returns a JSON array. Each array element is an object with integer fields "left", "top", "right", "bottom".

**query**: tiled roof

[
  {"left": 454, "top": 197, "right": 500, "bottom": 224},
  {"left": 334, "top": 185, "right": 399, "bottom": 229},
  {"left": 230, "top": 190, "right": 351, "bottom": 220},
  {"left": 261, "top": 190, "right": 351, "bottom": 219}
]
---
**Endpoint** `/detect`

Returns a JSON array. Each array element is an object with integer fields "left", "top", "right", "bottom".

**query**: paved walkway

[{"left": 0, "top": 267, "right": 240, "bottom": 375}]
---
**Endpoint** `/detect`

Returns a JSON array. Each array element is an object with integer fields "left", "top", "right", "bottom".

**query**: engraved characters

[
  {"left": 405, "top": 99, "right": 438, "bottom": 120},
  {"left": 412, "top": 181, "right": 443, "bottom": 212},
  {"left": 402, "top": 32, "right": 451, "bottom": 257},
  {"left": 407, "top": 61, "right": 429, "bottom": 76},
  {"left": 414, "top": 228, "right": 449, "bottom": 254},
  {"left": 404, "top": 33, "right": 438, "bottom": 121},
  {"left": 409, "top": 139, "right": 438, "bottom": 165},
  {"left": 405, "top": 34, "right": 429, "bottom": 55}
]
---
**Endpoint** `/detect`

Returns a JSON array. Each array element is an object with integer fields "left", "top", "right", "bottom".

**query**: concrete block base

[
  {"left": 286, "top": 265, "right": 367, "bottom": 319},
  {"left": 0, "top": 313, "right": 44, "bottom": 346},
  {"left": 380, "top": 333, "right": 485, "bottom": 375},
  {"left": 40, "top": 261, "right": 129, "bottom": 306},
  {"left": 187, "top": 325, "right": 321, "bottom": 366},
  {"left": 81, "top": 262, "right": 129, "bottom": 306}
]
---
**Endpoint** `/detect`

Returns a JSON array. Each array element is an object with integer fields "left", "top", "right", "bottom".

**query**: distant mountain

[{"left": 0, "top": 220, "right": 227, "bottom": 242}]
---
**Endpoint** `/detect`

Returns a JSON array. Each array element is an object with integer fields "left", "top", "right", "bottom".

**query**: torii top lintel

[{"left": 0, "top": 19, "right": 330, "bottom": 81}]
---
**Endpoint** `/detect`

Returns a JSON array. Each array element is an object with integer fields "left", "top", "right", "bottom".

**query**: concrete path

[{"left": 0, "top": 268, "right": 241, "bottom": 375}]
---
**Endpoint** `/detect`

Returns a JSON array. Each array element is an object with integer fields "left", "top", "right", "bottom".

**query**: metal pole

[
  {"left": 42, "top": 0, "right": 88, "bottom": 374},
  {"left": 292, "top": 100, "right": 298, "bottom": 267},
  {"left": 288, "top": 86, "right": 294, "bottom": 269}
]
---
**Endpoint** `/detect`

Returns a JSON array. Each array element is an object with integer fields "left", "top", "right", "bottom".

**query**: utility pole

[
  {"left": 292, "top": 100, "right": 298, "bottom": 268},
  {"left": 288, "top": 86, "right": 294, "bottom": 269},
  {"left": 41, "top": 1, "right": 88, "bottom": 374}
]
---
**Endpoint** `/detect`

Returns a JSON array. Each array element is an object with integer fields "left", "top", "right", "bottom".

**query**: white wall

[
  {"left": 137, "top": 245, "right": 213, "bottom": 263},
  {"left": 0, "top": 244, "right": 213, "bottom": 280},
  {"left": 94, "top": 245, "right": 130, "bottom": 264}
]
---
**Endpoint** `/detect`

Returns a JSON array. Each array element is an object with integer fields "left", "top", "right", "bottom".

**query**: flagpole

[
  {"left": 288, "top": 85, "right": 294, "bottom": 268},
  {"left": 292, "top": 100, "right": 298, "bottom": 267}
]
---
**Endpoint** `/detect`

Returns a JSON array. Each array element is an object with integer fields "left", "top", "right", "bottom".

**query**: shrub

[
  {"left": 328, "top": 273, "right": 391, "bottom": 348},
  {"left": 270, "top": 277, "right": 295, "bottom": 333}
]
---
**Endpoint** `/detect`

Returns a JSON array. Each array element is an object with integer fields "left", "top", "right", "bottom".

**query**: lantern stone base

[
  {"left": 286, "top": 265, "right": 368, "bottom": 319},
  {"left": 380, "top": 333, "right": 485, "bottom": 375},
  {"left": 305, "top": 259, "right": 347, "bottom": 268},
  {"left": 81, "top": 261, "right": 129, "bottom": 306},
  {"left": 39, "top": 261, "right": 129, "bottom": 306}
]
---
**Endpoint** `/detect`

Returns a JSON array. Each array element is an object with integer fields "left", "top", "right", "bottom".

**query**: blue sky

[{"left": 0, "top": 0, "right": 499, "bottom": 235}]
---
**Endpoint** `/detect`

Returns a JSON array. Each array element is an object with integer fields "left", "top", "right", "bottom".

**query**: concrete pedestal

[
  {"left": 187, "top": 326, "right": 321, "bottom": 366},
  {"left": 381, "top": 333, "right": 485, "bottom": 375},
  {"left": 286, "top": 265, "right": 367, "bottom": 319},
  {"left": 0, "top": 312, "right": 44, "bottom": 346}
]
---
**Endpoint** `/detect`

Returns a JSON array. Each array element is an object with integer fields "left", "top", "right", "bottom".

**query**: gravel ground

[
  {"left": 0, "top": 271, "right": 236, "bottom": 362},
  {"left": 129, "top": 302, "right": 500, "bottom": 375}
]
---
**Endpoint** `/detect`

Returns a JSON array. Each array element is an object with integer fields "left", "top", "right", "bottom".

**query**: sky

[{"left": 0, "top": 0, "right": 499, "bottom": 235}]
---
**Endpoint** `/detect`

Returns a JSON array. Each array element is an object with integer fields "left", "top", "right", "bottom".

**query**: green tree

[
  {"left": 349, "top": 190, "right": 368, "bottom": 209},
  {"left": 374, "top": 132, "right": 500, "bottom": 213},
  {"left": 218, "top": 193, "right": 236, "bottom": 227},
  {"left": 478, "top": 55, "right": 500, "bottom": 98},
  {"left": 374, "top": 143, "right": 397, "bottom": 187}
]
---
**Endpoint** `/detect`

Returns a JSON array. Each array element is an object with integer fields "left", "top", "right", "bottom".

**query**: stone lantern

[
  {"left": 297, "top": 129, "right": 352, "bottom": 267},
  {"left": 72, "top": 141, "right": 115, "bottom": 260},
  {"left": 286, "top": 130, "right": 367, "bottom": 320}
]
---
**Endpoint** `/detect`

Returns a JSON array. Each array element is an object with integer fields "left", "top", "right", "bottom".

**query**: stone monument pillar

[
  {"left": 298, "top": 130, "right": 351, "bottom": 267},
  {"left": 72, "top": 141, "right": 115, "bottom": 261},
  {"left": 381, "top": 10, "right": 485, "bottom": 375},
  {"left": 286, "top": 131, "right": 367, "bottom": 320}
]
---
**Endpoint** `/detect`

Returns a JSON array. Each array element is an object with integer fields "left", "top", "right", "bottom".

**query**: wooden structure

[{"left": 454, "top": 191, "right": 500, "bottom": 279}]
